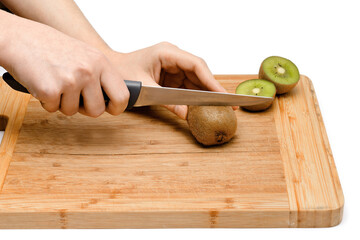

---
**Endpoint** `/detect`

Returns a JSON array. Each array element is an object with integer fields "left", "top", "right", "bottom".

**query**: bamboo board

[{"left": 0, "top": 75, "right": 344, "bottom": 228}]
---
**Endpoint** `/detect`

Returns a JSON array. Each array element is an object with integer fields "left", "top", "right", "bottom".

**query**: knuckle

[
  {"left": 37, "top": 86, "right": 60, "bottom": 102},
  {"left": 62, "top": 75, "right": 77, "bottom": 90},
  {"left": 74, "top": 51, "right": 105, "bottom": 85},
  {"left": 157, "top": 41, "right": 178, "bottom": 49},
  {"left": 119, "top": 93, "right": 130, "bottom": 107},
  {"left": 77, "top": 63, "right": 93, "bottom": 79},
  {"left": 197, "top": 57, "right": 207, "bottom": 66},
  {"left": 154, "top": 42, "right": 179, "bottom": 60},
  {"left": 74, "top": 64, "right": 97, "bottom": 86},
  {"left": 122, "top": 89, "right": 130, "bottom": 102},
  {"left": 113, "top": 88, "right": 130, "bottom": 105},
  {"left": 109, "top": 92, "right": 129, "bottom": 116}
]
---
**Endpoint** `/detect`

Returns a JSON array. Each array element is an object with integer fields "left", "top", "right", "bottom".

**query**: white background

[{"left": 1, "top": 0, "right": 359, "bottom": 239}]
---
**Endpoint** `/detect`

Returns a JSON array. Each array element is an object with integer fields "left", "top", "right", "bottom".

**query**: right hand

[
  {"left": 2, "top": 16, "right": 129, "bottom": 117},
  {"left": 106, "top": 42, "right": 237, "bottom": 120}
]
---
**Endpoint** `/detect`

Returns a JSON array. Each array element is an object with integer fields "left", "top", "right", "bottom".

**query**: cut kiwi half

[
  {"left": 235, "top": 79, "right": 276, "bottom": 111},
  {"left": 259, "top": 56, "right": 300, "bottom": 94}
]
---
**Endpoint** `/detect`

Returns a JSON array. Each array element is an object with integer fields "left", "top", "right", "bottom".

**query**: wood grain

[
  {"left": 0, "top": 81, "right": 30, "bottom": 190},
  {"left": 273, "top": 77, "right": 344, "bottom": 227},
  {"left": 0, "top": 75, "right": 343, "bottom": 228}
]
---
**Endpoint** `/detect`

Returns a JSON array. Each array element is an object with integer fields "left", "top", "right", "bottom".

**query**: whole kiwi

[{"left": 187, "top": 106, "right": 237, "bottom": 146}]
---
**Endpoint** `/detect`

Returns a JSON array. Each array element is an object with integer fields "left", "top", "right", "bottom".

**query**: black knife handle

[
  {"left": 2, "top": 72, "right": 141, "bottom": 110},
  {"left": 124, "top": 80, "right": 142, "bottom": 109}
]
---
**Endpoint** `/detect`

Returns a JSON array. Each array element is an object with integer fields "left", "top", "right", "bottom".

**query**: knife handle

[{"left": 2, "top": 72, "right": 141, "bottom": 110}]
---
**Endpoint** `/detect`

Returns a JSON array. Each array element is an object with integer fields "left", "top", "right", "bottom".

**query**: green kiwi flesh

[
  {"left": 235, "top": 79, "right": 276, "bottom": 111},
  {"left": 259, "top": 56, "right": 300, "bottom": 94},
  {"left": 187, "top": 106, "right": 237, "bottom": 146}
]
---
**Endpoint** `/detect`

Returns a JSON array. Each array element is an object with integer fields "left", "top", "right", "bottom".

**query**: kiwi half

[
  {"left": 235, "top": 79, "right": 276, "bottom": 111},
  {"left": 187, "top": 106, "right": 237, "bottom": 146},
  {"left": 259, "top": 56, "right": 300, "bottom": 94}
]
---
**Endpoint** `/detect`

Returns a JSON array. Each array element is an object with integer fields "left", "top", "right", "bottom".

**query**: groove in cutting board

[
  {"left": 0, "top": 83, "right": 30, "bottom": 190},
  {"left": 0, "top": 75, "right": 343, "bottom": 228},
  {"left": 0, "top": 115, "right": 8, "bottom": 146}
]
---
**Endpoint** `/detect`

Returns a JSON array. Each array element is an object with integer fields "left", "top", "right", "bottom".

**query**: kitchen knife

[{"left": 2, "top": 72, "right": 273, "bottom": 109}]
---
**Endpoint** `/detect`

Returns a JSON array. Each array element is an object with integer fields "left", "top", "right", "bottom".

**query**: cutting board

[{"left": 0, "top": 75, "right": 344, "bottom": 228}]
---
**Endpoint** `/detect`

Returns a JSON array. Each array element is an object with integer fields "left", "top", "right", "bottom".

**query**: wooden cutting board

[{"left": 0, "top": 75, "right": 344, "bottom": 228}]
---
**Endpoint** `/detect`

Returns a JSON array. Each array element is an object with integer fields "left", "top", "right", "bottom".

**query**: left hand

[{"left": 107, "top": 42, "right": 235, "bottom": 120}]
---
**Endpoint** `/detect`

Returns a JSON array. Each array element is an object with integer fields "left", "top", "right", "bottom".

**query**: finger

[
  {"left": 167, "top": 50, "right": 238, "bottom": 110},
  {"left": 100, "top": 66, "right": 129, "bottom": 116},
  {"left": 161, "top": 71, "right": 185, "bottom": 88},
  {"left": 40, "top": 95, "right": 61, "bottom": 113},
  {"left": 184, "top": 73, "right": 238, "bottom": 111},
  {"left": 80, "top": 81, "right": 105, "bottom": 118},
  {"left": 160, "top": 48, "right": 226, "bottom": 93},
  {"left": 164, "top": 104, "right": 188, "bottom": 120},
  {"left": 183, "top": 78, "right": 202, "bottom": 90},
  {"left": 33, "top": 83, "right": 61, "bottom": 113},
  {"left": 41, "top": 100, "right": 60, "bottom": 113},
  {"left": 183, "top": 71, "right": 205, "bottom": 89},
  {"left": 59, "top": 91, "right": 80, "bottom": 116},
  {"left": 183, "top": 78, "right": 237, "bottom": 110},
  {"left": 142, "top": 77, "right": 188, "bottom": 119}
]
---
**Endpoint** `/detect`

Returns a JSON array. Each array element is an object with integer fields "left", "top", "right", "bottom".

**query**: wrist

[
  {"left": 103, "top": 49, "right": 125, "bottom": 65},
  {"left": 101, "top": 46, "right": 116, "bottom": 59}
]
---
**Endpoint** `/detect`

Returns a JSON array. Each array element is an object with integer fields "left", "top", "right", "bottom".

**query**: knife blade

[
  {"left": 2, "top": 72, "right": 273, "bottom": 109},
  {"left": 134, "top": 85, "right": 272, "bottom": 107}
]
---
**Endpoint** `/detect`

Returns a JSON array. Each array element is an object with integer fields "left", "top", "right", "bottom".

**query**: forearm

[
  {"left": 0, "top": 10, "right": 19, "bottom": 70},
  {"left": 1, "top": 0, "right": 112, "bottom": 55}
]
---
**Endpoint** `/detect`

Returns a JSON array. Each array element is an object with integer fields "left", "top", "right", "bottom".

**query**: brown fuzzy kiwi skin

[
  {"left": 187, "top": 106, "right": 237, "bottom": 146},
  {"left": 241, "top": 91, "right": 276, "bottom": 112},
  {"left": 259, "top": 61, "right": 299, "bottom": 94}
]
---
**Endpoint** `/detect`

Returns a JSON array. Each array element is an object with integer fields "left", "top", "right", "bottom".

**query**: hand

[
  {"left": 2, "top": 16, "right": 129, "bottom": 117},
  {"left": 107, "top": 42, "right": 236, "bottom": 120}
]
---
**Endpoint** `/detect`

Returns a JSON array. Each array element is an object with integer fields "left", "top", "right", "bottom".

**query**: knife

[{"left": 2, "top": 72, "right": 273, "bottom": 109}]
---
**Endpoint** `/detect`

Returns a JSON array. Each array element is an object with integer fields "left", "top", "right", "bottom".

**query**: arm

[
  {"left": 1, "top": 0, "right": 112, "bottom": 55},
  {"left": 0, "top": 10, "right": 129, "bottom": 117},
  {"left": 2, "top": 0, "right": 235, "bottom": 119}
]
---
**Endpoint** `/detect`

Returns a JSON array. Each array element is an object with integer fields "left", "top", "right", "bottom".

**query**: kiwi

[
  {"left": 259, "top": 56, "right": 300, "bottom": 94},
  {"left": 235, "top": 79, "right": 276, "bottom": 111},
  {"left": 187, "top": 106, "right": 237, "bottom": 146}
]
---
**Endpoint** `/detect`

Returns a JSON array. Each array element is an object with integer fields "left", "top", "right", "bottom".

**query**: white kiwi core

[
  {"left": 252, "top": 88, "right": 261, "bottom": 94},
  {"left": 276, "top": 66, "right": 286, "bottom": 74}
]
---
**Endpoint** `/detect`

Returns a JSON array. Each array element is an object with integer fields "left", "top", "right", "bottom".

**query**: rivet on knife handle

[{"left": 2, "top": 72, "right": 141, "bottom": 110}]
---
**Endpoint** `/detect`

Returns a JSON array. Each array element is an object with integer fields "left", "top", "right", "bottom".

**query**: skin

[
  {"left": 107, "top": 43, "right": 231, "bottom": 119},
  {"left": 0, "top": 0, "right": 236, "bottom": 119},
  {"left": 0, "top": 10, "right": 128, "bottom": 117}
]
